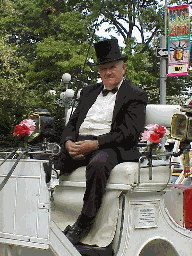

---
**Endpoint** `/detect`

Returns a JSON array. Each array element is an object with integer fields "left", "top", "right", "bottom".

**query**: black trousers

[{"left": 58, "top": 140, "right": 120, "bottom": 220}]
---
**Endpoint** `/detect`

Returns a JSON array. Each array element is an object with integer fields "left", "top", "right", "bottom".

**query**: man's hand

[
  {"left": 65, "top": 140, "right": 85, "bottom": 160},
  {"left": 75, "top": 140, "right": 98, "bottom": 155},
  {"left": 65, "top": 140, "right": 98, "bottom": 160}
]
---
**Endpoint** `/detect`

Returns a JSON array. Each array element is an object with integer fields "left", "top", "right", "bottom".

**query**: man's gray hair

[{"left": 116, "top": 60, "right": 125, "bottom": 67}]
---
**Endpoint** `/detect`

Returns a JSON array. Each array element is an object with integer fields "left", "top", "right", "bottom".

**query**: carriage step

[
  {"left": 50, "top": 221, "right": 81, "bottom": 256},
  {"left": 76, "top": 243, "right": 114, "bottom": 256}
]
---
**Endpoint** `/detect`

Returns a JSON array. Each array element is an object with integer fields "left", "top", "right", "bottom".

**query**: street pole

[
  {"left": 160, "top": 0, "right": 167, "bottom": 104},
  {"left": 160, "top": 36, "right": 167, "bottom": 104}
]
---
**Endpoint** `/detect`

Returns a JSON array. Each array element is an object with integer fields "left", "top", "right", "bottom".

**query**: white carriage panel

[
  {"left": 0, "top": 177, "right": 16, "bottom": 234},
  {"left": 0, "top": 244, "right": 55, "bottom": 256},
  {"left": 37, "top": 208, "right": 49, "bottom": 240},
  {"left": 38, "top": 162, "right": 50, "bottom": 205},
  {"left": 82, "top": 190, "right": 121, "bottom": 247},
  {"left": 0, "top": 160, "right": 16, "bottom": 175},
  {"left": 18, "top": 160, "right": 44, "bottom": 177},
  {"left": 0, "top": 160, "right": 42, "bottom": 177},
  {"left": 164, "top": 186, "right": 184, "bottom": 227},
  {"left": 15, "top": 177, "right": 39, "bottom": 237},
  {"left": 37, "top": 162, "right": 50, "bottom": 240},
  {"left": 0, "top": 160, "right": 50, "bottom": 249}
]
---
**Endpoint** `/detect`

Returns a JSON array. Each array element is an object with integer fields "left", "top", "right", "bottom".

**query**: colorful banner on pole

[{"left": 168, "top": 4, "right": 190, "bottom": 77}]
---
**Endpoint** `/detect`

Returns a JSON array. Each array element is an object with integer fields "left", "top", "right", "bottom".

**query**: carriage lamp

[
  {"left": 171, "top": 113, "right": 188, "bottom": 141},
  {"left": 171, "top": 110, "right": 192, "bottom": 177},
  {"left": 29, "top": 109, "right": 55, "bottom": 141},
  {"left": 171, "top": 113, "right": 192, "bottom": 141}
]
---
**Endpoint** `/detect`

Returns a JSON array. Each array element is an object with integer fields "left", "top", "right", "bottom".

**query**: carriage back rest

[
  {"left": 66, "top": 104, "right": 181, "bottom": 128},
  {"left": 145, "top": 104, "right": 181, "bottom": 127}
]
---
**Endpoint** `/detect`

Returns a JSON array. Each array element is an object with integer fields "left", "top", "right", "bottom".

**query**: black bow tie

[{"left": 102, "top": 87, "right": 118, "bottom": 97}]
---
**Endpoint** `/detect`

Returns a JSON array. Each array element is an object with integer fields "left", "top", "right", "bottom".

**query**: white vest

[{"left": 79, "top": 80, "right": 123, "bottom": 136}]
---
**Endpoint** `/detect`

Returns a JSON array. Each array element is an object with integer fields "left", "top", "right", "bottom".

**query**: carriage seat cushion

[
  {"left": 62, "top": 162, "right": 138, "bottom": 185},
  {"left": 61, "top": 158, "right": 170, "bottom": 187}
]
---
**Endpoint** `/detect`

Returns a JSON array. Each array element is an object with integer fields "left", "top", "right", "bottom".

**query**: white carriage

[{"left": 0, "top": 104, "right": 192, "bottom": 256}]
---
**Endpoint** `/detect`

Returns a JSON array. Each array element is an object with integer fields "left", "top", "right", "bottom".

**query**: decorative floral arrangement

[
  {"left": 141, "top": 124, "right": 169, "bottom": 176},
  {"left": 13, "top": 119, "right": 36, "bottom": 150},
  {"left": 141, "top": 124, "right": 169, "bottom": 147}
]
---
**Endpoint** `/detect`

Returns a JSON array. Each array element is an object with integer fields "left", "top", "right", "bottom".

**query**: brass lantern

[
  {"left": 29, "top": 109, "right": 55, "bottom": 140},
  {"left": 171, "top": 107, "right": 192, "bottom": 141}
]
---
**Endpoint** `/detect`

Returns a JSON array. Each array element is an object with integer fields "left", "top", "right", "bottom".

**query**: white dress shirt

[{"left": 79, "top": 80, "right": 123, "bottom": 136}]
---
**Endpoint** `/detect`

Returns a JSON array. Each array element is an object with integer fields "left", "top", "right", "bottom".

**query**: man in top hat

[{"left": 59, "top": 38, "right": 148, "bottom": 245}]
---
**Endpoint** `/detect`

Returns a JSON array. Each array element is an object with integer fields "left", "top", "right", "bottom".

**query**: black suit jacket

[{"left": 60, "top": 80, "right": 148, "bottom": 161}]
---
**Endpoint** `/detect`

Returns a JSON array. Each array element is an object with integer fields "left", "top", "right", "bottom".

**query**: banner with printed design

[{"left": 168, "top": 4, "right": 190, "bottom": 77}]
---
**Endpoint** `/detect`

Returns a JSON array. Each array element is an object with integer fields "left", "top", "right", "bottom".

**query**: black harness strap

[
  {"left": 0, "top": 151, "right": 27, "bottom": 192},
  {"left": 0, "top": 148, "right": 18, "bottom": 167}
]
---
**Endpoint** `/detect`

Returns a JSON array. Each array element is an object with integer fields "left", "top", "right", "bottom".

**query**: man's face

[{"left": 98, "top": 61, "right": 126, "bottom": 89}]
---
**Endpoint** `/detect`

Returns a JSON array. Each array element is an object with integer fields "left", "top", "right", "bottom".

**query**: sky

[
  {"left": 95, "top": 20, "right": 141, "bottom": 47},
  {"left": 95, "top": 1, "right": 192, "bottom": 47},
  {"left": 94, "top": 0, "right": 167, "bottom": 46}
]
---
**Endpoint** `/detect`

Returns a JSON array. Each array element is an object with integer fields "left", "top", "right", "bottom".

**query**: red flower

[
  {"left": 154, "top": 125, "right": 166, "bottom": 138},
  {"left": 149, "top": 132, "right": 161, "bottom": 144},
  {"left": 13, "top": 124, "right": 30, "bottom": 138},
  {"left": 154, "top": 125, "right": 166, "bottom": 134}
]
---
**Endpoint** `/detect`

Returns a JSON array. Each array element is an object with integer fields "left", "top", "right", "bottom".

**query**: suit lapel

[
  {"left": 79, "top": 83, "right": 103, "bottom": 122},
  {"left": 85, "top": 83, "right": 103, "bottom": 109},
  {"left": 112, "top": 80, "right": 131, "bottom": 123},
  {"left": 89, "top": 84, "right": 103, "bottom": 106}
]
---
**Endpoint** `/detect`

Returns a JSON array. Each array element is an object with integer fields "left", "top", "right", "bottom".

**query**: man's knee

[
  {"left": 86, "top": 161, "right": 109, "bottom": 181},
  {"left": 86, "top": 149, "right": 118, "bottom": 179}
]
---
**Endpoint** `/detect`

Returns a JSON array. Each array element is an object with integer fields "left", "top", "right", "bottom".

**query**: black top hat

[{"left": 93, "top": 38, "right": 128, "bottom": 65}]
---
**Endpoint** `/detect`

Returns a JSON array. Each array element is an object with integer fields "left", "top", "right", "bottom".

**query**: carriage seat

[{"left": 60, "top": 104, "right": 181, "bottom": 190}]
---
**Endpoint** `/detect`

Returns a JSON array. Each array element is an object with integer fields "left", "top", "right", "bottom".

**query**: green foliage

[
  {"left": 0, "top": 0, "right": 99, "bottom": 147},
  {"left": 0, "top": 38, "right": 28, "bottom": 147}
]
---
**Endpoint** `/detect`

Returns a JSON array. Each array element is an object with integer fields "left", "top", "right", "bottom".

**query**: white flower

[{"left": 20, "top": 119, "right": 36, "bottom": 135}]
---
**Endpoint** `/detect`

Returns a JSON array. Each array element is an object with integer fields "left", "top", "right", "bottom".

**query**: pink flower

[
  {"left": 145, "top": 124, "right": 156, "bottom": 131},
  {"left": 20, "top": 119, "right": 36, "bottom": 135},
  {"left": 141, "top": 123, "right": 168, "bottom": 146},
  {"left": 141, "top": 130, "right": 151, "bottom": 141}
]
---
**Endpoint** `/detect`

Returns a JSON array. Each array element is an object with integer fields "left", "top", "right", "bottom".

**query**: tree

[
  {"left": 0, "top": 0, "right": 100, "bottom": 146},
  {"left": 0, "top": 37, "right": 28, "bottom": 147},
  {"left": 69, "top": 0, "right": 191, "bottom": 103}
]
